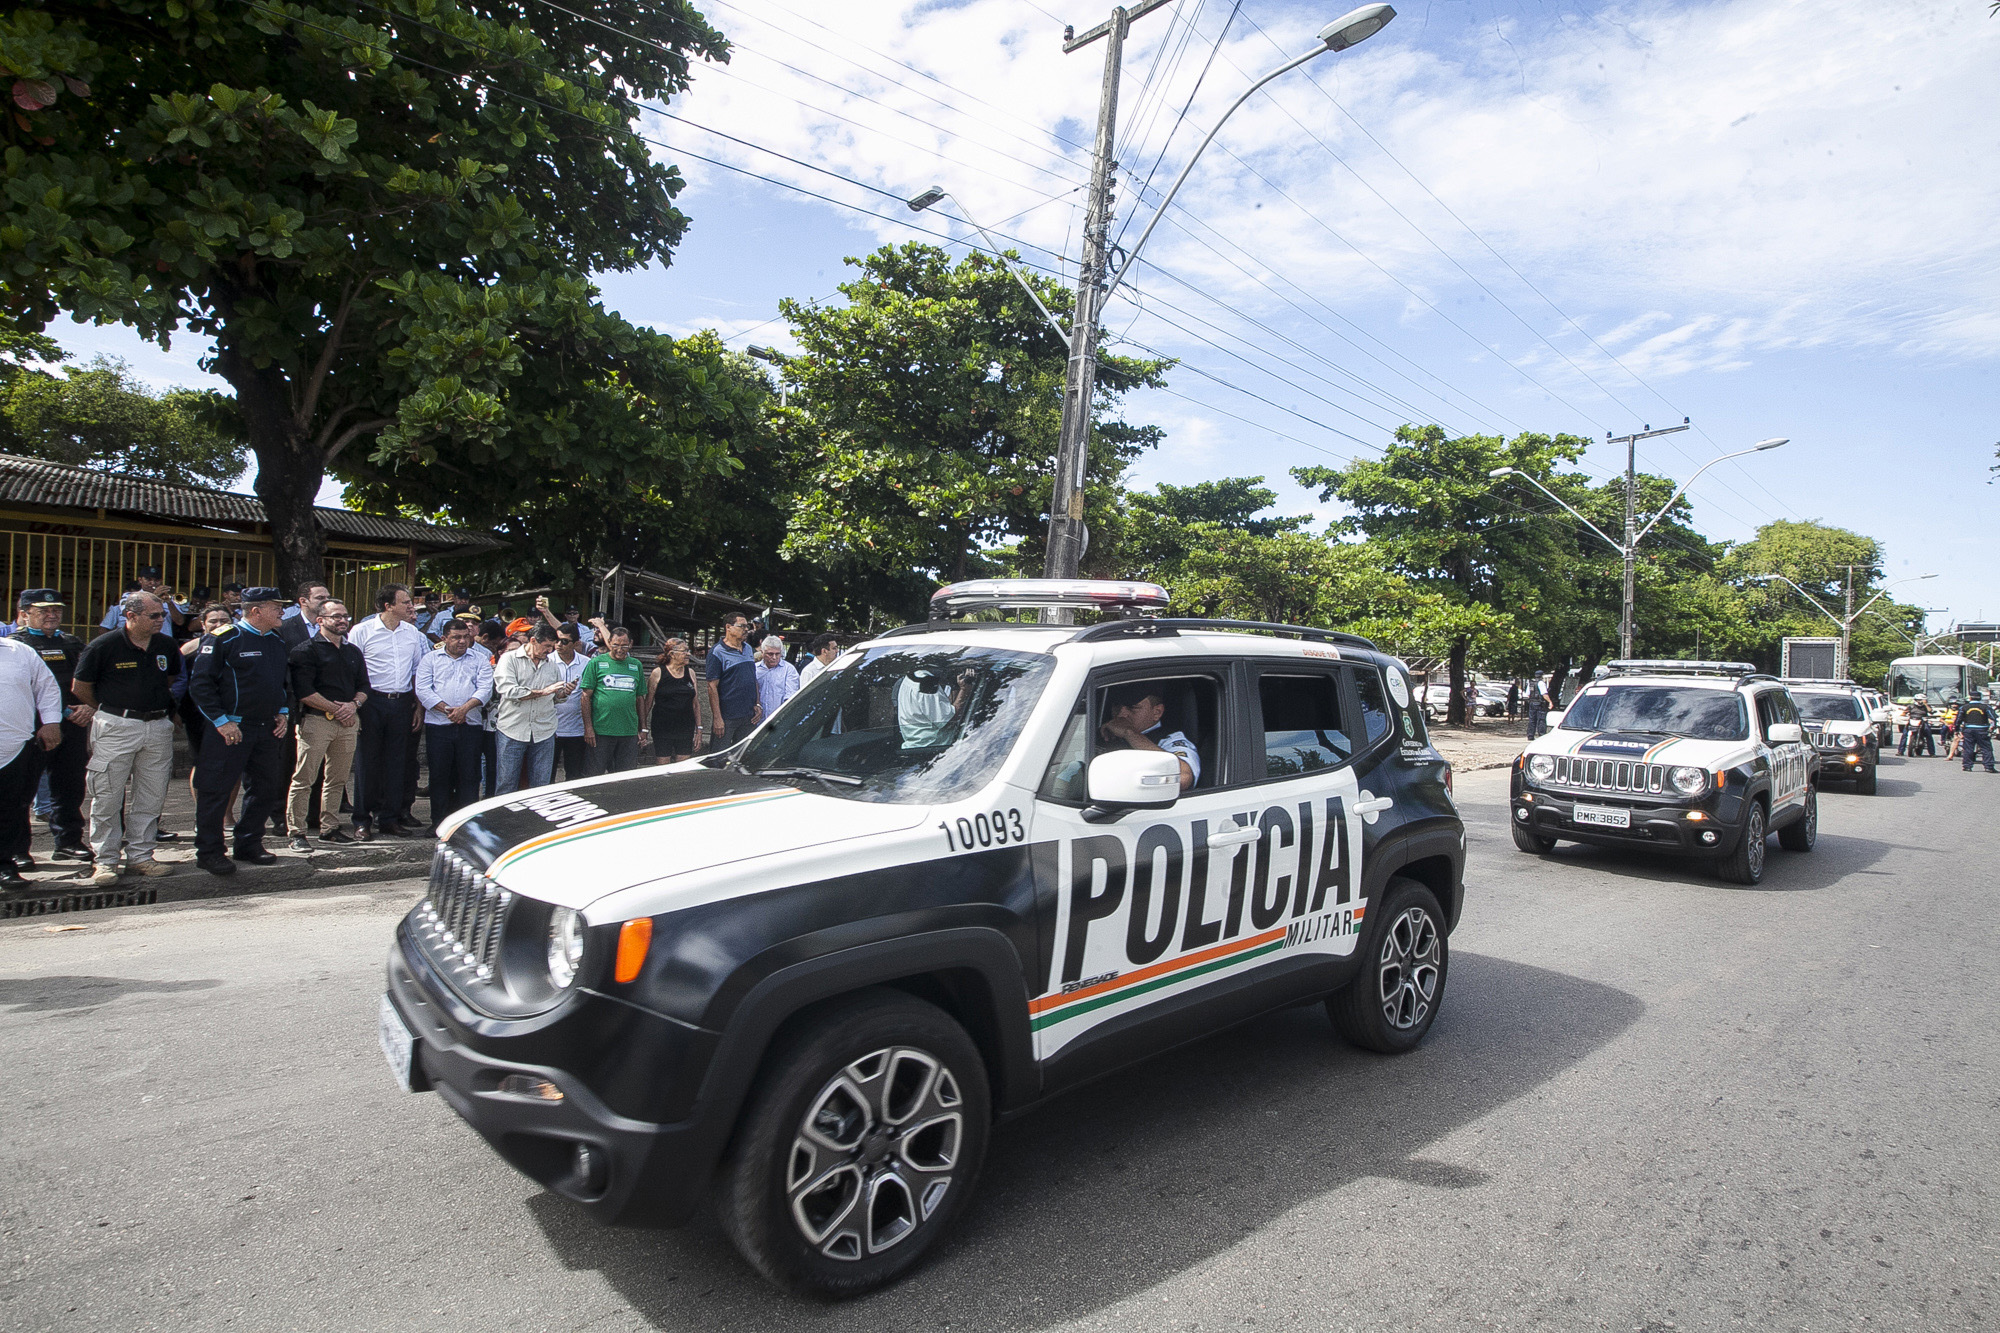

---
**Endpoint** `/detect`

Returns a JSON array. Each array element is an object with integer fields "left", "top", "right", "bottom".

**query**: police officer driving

[
  {"left": 188, "top": 586, "right": 293, "bottom": 875},
  {"left": 1097, "top": 681, "right": 1201, "bottom": 789}
]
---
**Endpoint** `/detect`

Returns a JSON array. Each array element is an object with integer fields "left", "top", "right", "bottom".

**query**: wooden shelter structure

[{"left": 0, "top": 452, "right": 504, "bottom": 636}]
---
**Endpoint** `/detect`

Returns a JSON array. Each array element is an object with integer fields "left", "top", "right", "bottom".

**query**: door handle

[
  {"left": 1207, "top": 822, "right": 1260, "bottom": 848},
  {"left": 1353, "top": 796, "right": 1394, "bottom": 815}
]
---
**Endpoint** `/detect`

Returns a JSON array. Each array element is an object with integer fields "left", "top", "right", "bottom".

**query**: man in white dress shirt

[
  {"left": 0, "top": 630, "right": 63, "bottom": 889},
  {"left": 346, "top": 583, "right": 428, "bottom": 839}
]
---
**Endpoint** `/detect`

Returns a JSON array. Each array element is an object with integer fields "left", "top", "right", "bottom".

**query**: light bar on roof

[
  {"left": 1606, "top": 659, "right": 1759, "bottom": 676},
  {"left": 930, "top": 578, "right": 1171, "bottom": 620}
]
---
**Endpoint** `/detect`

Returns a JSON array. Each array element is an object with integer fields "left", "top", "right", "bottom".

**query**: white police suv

[
  {"left": 1783, "top": 679, "right": 1882, "bottom": 793},
  {"left": 1510, "top": 661, "right": 1820, "bottom": 884},
  {"left": 379, "top": 579, "right": 1464, "bottom": 1295}
]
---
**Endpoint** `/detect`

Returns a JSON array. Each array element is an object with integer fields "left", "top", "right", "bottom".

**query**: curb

[{"left": 2, "top": 841, "right": 433, "bottom": 918}]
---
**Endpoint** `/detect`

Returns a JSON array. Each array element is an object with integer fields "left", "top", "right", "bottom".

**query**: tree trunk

[
  {"left": 1447, "top": 636, "right": 1469, "bottom": 726},
  {"left": 220, "top": 347, "right": 328, "bottom": 595},
  {"left": 1571, "top": 653, "right": 1603, "bottom": 705},
  {"left": 1546, "top": 655, "right": 1573, "bottom": 710}
]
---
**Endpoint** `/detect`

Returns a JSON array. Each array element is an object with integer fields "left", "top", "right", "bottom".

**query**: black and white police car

[
  {"left": 1511, "top": 660, "right": 1820, "bottom": 884},
  {"left": 1783, "top": 678, "right": 1882, "bottom": 794},
  {"left": 380, "top": 579, "right": 1464, "bottom": 1294}
]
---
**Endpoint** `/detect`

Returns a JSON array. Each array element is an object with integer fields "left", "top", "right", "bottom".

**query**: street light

[
  {"left": 1490, "top": 436, "right": 1789, "bottom": 657},
  {"left": 906, "top": 186, "right": 1069, "bottom": 344},
  {"left": 1752, "top": 571, "right": 1936, "bottom": 675},
  {"left": 1043, "top": 3, "right": 1396, "bottom": 583}
]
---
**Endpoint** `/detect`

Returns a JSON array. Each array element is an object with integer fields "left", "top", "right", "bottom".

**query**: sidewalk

[
  {"left": 1426, "top": 715, "right": 1534, "bottom": 773},
  {"left": 6, "top": 733, "right": 435, "bottom": 918}
]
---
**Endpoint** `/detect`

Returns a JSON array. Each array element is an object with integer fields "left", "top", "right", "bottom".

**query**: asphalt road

[{"left": 3, "top": 753, "right": 1995, "bottom": 1331}]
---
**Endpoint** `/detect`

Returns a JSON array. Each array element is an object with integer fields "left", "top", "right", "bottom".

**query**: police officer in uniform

[
  {"left": 1959, "top": 691, "right": 1996, "bottom": 773},
  {"left": 14, "top": 590, "right": 93, "bottom": 862},
  {"left": 188, "top": 587, "right": 293, "bottom": 875}
]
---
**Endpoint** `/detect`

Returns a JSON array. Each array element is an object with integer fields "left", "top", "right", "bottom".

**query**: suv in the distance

[
  {"left": 379, "top": 580, "right": 1465, "bottom": 1295},
  {"left": 1510, "top": 660, "right": 1820, "bottom": 884},
  {"left": 1783, "top": 679, "right": 1881, "bottom": 794}
]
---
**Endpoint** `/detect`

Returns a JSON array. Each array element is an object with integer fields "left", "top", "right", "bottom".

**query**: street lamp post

[
  {"left": 905, "top": 187, "right": 1070, "bottom": 344},
  {"left": 1042, "top": 3, "right": 1397, "bottom": 584},
  {"left": 1752, "top": 572, "right": 1937, "bottom": 676},
  {"left": 1491, "top": 436, "right": 1788, "bottom": 658}
]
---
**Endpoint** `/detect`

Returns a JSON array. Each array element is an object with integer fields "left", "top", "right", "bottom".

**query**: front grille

[
  {"left": 413, "top": 845, "right": 513, "bottom": 985},
  {"left": 1550, "top": 755, "right": 1668, "bottom": 796}
]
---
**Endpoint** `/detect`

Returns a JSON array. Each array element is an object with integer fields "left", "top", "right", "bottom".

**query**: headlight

[
  {"left": 1527, "top": 754, "right": 1555, "bottom": 781},
  {"left": 1843, "top": 737, "right": 1861, "bottom": 750},
  {"left": 1669, "top": 765, "right": 1707, "bottom": 796},
  {"left": 547, "top": 907, "right": 585, "bottom": 989}
]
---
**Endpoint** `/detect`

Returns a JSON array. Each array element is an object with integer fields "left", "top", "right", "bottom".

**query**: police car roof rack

[
  {"left": 1070, "top": 618, "right": 1377, "bottom": 650},
  {"left": 1780, "top": 677, "right": 1861, "bottom": 688},
  {"left": 1605, "top": 659, "right": 1765, "bottom": 679}
]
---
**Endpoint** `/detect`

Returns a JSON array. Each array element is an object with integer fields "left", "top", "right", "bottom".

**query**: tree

[
  {"left": 1122, "top": 476, "right": 1309, "bottom": 582},
  {"left": 3, "top": 1, "right": 729, "bottom": 588},
  {"left": 1295, "top": 425, "right": 1593, "bottom": 723},
  {"left": 777, "top": 244, "right": 1167, "bottom": 586},
  {"left": 3, "top": 353, "right": 246, "bottom": 487}
]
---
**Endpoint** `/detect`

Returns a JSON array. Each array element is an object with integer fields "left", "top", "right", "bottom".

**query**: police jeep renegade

[
  {"left": 380, "top": 579, "right": 1464, "bottom": 1295},
  {"left": 1510, "top": 660, "right": 1820, "bottom": 885}
]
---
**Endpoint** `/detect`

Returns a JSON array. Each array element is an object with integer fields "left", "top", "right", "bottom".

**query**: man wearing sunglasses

[{"left": 71, "top": 589, "right": 182, "bottom": 885}]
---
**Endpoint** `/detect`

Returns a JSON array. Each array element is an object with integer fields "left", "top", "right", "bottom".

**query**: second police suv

[
  {"left": 1511, "top": 660, "right": 1820, "bottom": 884},
  {"left": 380, "top": 579, "right": 1465, "bottom": 1294}
]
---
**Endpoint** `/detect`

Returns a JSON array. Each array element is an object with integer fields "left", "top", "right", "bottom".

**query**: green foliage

[
  {"left": 777, "top": 244, "right": 1167, "bottom": 588},
  {"left": 0, "top": 0, "right": 731, "bottom": 585},
  {"left": 2, "top": 352, "right": 246, "bottom": 486}
]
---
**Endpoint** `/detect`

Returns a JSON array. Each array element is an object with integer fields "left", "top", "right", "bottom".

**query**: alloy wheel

[
  {"left": 786, "top": 1047, "right": 964, "bottom": 1262},
  {"left": 1376, "top": 906, "right": 1442, "bottom": 1032}
]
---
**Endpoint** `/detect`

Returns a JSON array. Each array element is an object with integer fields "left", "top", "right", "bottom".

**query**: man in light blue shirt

[{"left": 753, "top": 637, "right": 800, "bottom": 725}]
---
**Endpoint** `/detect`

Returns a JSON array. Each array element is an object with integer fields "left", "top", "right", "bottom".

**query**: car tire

[
  {"left": 1854, "top": 762, "right": 1877, "bottom": 795},
  {"left": 1510, "top": 821, "right": 1558, "bottom": 854},
  {"left": 714, "top": 989, "right": 990, "bottom": 1297},
  {"left": 1777, "top": 787, "right": 1817, "bottom": 852},
  {"left": 1715, "top": 800, "right": 1768, "bottom": 885},
  {"left": 1327, "top": 877, "right": 1449, "bottom": 1054}
]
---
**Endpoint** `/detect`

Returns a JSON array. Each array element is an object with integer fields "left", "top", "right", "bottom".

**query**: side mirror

[
  {"left": 1083, "top": 750, "right": 1181, "bottom": 822},
  {"left": 1768, "top": 723, "right": 1803, "bottom": 744},
  {"left": 1870, "top": 707, "right": 1890, "bottom": 723}
]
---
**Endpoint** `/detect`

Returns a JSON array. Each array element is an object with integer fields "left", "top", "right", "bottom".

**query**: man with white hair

[
  {"left": 71, "top": 589, "right": 181, "bottom": 884},
  {"left": 752, "top": 635, "right": 800, "bottom": 726}
]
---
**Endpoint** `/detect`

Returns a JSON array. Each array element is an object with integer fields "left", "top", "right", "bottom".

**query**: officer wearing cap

[
  {"left": 14, "top": 589, "right": 93, "bottom": 863},
  {"left": 188, "top": 586, "right": 293, "bottom": 875}
]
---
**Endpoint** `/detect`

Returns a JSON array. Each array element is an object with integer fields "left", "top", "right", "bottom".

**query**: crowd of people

[{"left": 0, "top": 572, "right": 838, "bottom": 893}]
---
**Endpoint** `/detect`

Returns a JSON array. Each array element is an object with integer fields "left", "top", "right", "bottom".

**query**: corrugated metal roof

[{"left": 0, "top": 453, "right": 505, "bottom": 553}]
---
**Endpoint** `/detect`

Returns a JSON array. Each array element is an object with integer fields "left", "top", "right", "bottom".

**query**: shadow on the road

[
  {"left": 527, "top": 951, "right": 1641, "bottom": 1329},
  {"left": 0, "top": 974, "right": 222, "bottom": 1014}
]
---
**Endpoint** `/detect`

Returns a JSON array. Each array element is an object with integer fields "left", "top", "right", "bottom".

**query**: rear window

[{"left": 1258, "top": 674, "right": 1352, "bottom": 776}]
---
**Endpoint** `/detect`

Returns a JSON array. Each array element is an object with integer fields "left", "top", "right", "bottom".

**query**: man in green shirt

[{"left": 580, "top": 626, "right": 648, "bottom": 775}]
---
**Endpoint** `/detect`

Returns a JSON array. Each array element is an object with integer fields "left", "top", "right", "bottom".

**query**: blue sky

[{"left": 54, "top": 0, "right": 1999, "bottom": 638}]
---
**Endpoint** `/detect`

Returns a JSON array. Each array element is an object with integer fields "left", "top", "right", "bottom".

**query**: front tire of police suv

[
  {"left": 1715, "top": 799, "right": 1767, "bottom": 885},
  {"left": 1327, "top": 877, "right": 1449, "bottom": 1055},
  {"left": 1510, "top": 820, "right": 1559, "bottom": 854},
  {"left": 715, "top": 989, "right": 991, "bottom": 1297}
]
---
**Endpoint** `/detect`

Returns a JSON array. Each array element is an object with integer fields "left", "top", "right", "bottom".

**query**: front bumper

[
  {"left": 1813, "top": 745, "right": 1869, "bottom": 777},
  {"left": 385, "top": 934, "right": 728, "bottom": 1227},
  {"left": 1510, "top": 784, "right": 1744, "bottom": 856}
]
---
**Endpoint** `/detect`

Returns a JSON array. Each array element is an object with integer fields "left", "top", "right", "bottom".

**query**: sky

[{"left": 52, "top": 0, "right": 2000, "bottom": 639}]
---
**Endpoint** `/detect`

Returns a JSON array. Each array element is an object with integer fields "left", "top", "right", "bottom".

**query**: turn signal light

[{"left": 615, "top": 917, "right": 654, "bottom": 983}]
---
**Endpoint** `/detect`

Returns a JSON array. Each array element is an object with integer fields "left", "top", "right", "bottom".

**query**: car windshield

[
  {"left": 1558, "top": 684, "right": 1748, "bottom": 741},
  {"left": 734, "top": 644, "right": 1055, "bottom": 804},
  {"left": 1795, "top": 692, "right": 1863, "bottom": 722}
]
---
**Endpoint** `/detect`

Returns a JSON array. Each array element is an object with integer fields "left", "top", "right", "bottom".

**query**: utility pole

[
  {"left": 1044, "top": 0, "right": 1172, "bottom": 584},
  {"left": 1605, "top": 420, "right": 1689, "bottom": 658}
]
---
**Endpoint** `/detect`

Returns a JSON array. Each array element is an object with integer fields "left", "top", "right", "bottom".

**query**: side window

[
  {"left": 1040, "top": 676, "right": 1224, "bottom": 799},
  {"left": 1037, "top": 699, "right": 1090, "bottom": 801},
  {"left": 1352, "top": 667, "right": 1394, "bottom": 747},
  {"left": 1257, "top": 672, "right": 1352, "bottom": 778},
  {"left": 1777, "top": 693, "right": 1800, "bottom": 728},
  {"left": 1754, "top": 691, "right": 1780, "bottom": 739}
]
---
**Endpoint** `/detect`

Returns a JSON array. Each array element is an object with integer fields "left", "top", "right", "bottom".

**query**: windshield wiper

[{"left": 754, "top": 766, "right": 864, "bottom": 789}]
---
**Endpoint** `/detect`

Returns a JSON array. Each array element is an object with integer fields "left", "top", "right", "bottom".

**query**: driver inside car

[{"left": 1097, "top": 682, "right": 1200, "bottom": 789}]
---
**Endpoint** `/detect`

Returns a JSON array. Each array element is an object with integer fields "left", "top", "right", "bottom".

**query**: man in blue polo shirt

[{"left": 703, "top": 613, "right": 759, "bottom": 751}]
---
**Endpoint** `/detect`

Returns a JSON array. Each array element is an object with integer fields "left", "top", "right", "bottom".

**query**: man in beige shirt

[{"left": 492, "top": 625, "right": 571, "bottom": 794}]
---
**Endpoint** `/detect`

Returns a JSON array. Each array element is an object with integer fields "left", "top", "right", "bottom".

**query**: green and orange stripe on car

[
  {"left": 1028, "top": 908, "right": 1365, "bottom": 1032},
  {"left": 487, "top": 789, "right": 803, "bottom": 874}
]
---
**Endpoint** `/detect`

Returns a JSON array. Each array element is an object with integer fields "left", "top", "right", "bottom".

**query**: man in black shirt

[
  {"left": 188, "top": 587, "right": 293, "bottom": 875},
  {"left": 14, "top": 590, "right": 92, "bottom": 861},
  {"left": 72, "top": 590, "right": 181, "bottom": 881},
  {"left": 287, "top": 599, "right": 369, "bottom": 850},
  {"left": 1959, "top": 693, "right": 1996, "bottom": 773}
]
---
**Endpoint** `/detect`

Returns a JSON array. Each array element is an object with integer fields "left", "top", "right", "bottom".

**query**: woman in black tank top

[{"left": 650, "top": 639, "right": 700, "bottom": 762}]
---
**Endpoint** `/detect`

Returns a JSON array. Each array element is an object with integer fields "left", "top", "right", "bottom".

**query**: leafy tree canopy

[
  {"left": 778, "top": 244, "right": 1168, "bottom": 587},
  {"left": 1, "top": 0, "right": 732, "bottom": 587},
  {"left": 2, "top": 351, "right": 246, "bottom": 487}
]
